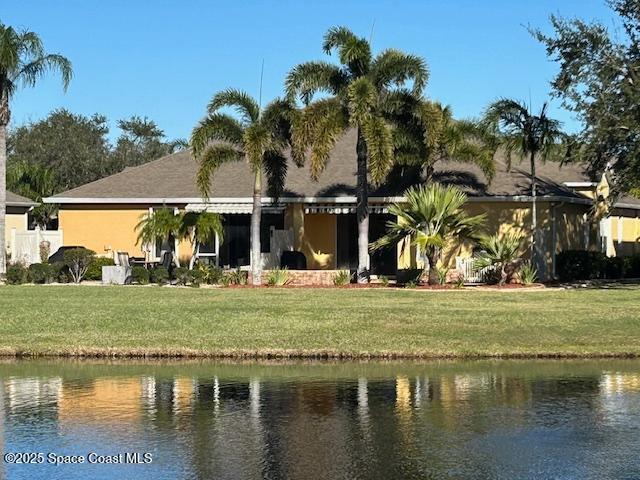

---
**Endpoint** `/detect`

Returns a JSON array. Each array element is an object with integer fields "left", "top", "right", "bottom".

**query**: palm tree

[
  {"left": 190, "top": 89, "right": 294, "bottom": 286},
  {"left": 135, "top": 208, "right": 183, "bottom": 266},
  {"left": 6, "top": 161, "right": 58, "bottom": 228},
  {"left": 371, "top": 184, "right": 486, "bottom": 285},
  {"left": 0, "top": 23, "right": 72, "bottom": 275},
  {"left": 179, "top": 211, "right": 224, "bottom": 270},
  {"left": 286, "top": 26, "right": 428, "bottom": 283},
  {"left": 391, "top": 99, "right": 497, "bottom": 182},
  {"left": 473, "top": 233, "right": 523, "bottom": 286},
  {"left": 483, "top": 99, "right": 565, "bottom": 268}
]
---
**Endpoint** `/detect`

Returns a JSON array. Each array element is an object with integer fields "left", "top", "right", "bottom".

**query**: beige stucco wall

[
  {"left": 58, "top": 206, "right": 149, "bottom": 258},
  {"left": 5, "top": 212, "right": 28, "bottom": 260},
  {"left": 609, "top": 214, "right": 640, "bottom": 256},
  {"left": 292, "top": 209, "right": 337, "bottom": 269}
]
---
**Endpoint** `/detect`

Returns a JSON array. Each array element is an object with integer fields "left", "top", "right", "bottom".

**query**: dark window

[{"left": 260, "top": 213, "right": 285, "bottom": 253}]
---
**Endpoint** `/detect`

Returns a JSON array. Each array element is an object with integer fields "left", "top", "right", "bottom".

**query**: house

[
  {"left": 5, "top": 191, "right": 38, "bottom": 262},
  {"left": 43, "top": 130, "right": 640, "bottom": 281}
]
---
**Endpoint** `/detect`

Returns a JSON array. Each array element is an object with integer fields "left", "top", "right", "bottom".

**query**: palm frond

[
  {"left": 189, "top": 113, "right": 244, "bottom": 156},
  {"left": 207, "top": 88, "right": 260, "bottom": 124},
  {"left": 322, "top": 26, "right": 371, "bottom": 75},
  {"left": 16, "top": 54, "right": 72, "bottom": 90},
  {"left": 263, "top": 150, "right": 288, "bottom": 200},
  {"left": 361, "top": 115, "right": 394, "bottom": 184},
  {"left": 196, "top": 144, "right": 242, "bottom": 198},
  {"left": 285, "top": 61, "right": 347, "bottom": 104},
  {"left": 346, "top": 77, "right": 376, "bottom": 125},
  {"left": 371, "top": 49, "right": 429, "bottom": 95}
]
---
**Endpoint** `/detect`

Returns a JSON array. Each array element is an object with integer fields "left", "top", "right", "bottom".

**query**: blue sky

[{"left": 3, "top": 0, "right": 616, "bottom": 142}]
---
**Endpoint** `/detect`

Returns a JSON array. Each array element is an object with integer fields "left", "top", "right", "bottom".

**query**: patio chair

[{"left": 116, "top": 251, "right": 131, "bottom": 268}]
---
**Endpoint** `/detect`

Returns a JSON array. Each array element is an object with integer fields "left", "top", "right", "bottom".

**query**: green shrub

[
  {"left": 196, "top": 263, "right": 223, "bottom": 284},
  {"left": 333, "top": 270, "right": 351, "bottom": 286},
  {"left": 63, "top": 248, "right": 96, "bottom": 283},
  {"left": 85, "top": 257, "right": 115, "bottom": 281},
  {"left": 151, "top": 266, "right": 169, "bottom": 285},
  {"left": 474, "top": 233, "right": 523, "bottom": 285},
  {"left": 266, "top": 268, "right": 293, "bottom": 286},
  {"left": 379, "top": 275, "right": 390, "bottom": 287},
  {"left": 190, "top": 268, "right": 205, "bottom": 287},
  {"left": 556, "top": 250, "right": 607, "bottom": 281},
  {"left": 226, "top": 269, "right": 248, "bottom": 286},
  {"left": 519, "top": 262, "right": 538, "bottom": 285},
  {"left": 51, "top": 262, "right": 70, "bottom": 283},
  {"left": 436, "top": 267, "right": 449, "bottom": 285},
  {"left": 28, "top": 263, "right": 57, "bottom": 284},
  {"left": 405, "top": 280, "right": 417, "bottom": 289},
  {"left": 454, "top": 274, "right": 465, "bottom": 289},
  {"left": 6, "top": 263, "right": 29, "bottom": 285},
  {"left": 604, "top": 256, "right": 624, "bottom": 279},
  {"left": 623, "top": 255, "right": 640, "bottom": 278},
  {"left": 173, "top": 267, "right": 192, "bottom": 286},
  {"left": 131, "top": 266, "right": 150, "bottom": 285}
]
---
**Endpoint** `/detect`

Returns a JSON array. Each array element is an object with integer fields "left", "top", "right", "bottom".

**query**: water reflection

[{"left": 1, "top": 360, "right": 640, "bottom": 479}]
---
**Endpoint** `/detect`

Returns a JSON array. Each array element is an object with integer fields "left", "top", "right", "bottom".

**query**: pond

[{"left": 1, "top": 359, "right": 640, "bottom": 479}]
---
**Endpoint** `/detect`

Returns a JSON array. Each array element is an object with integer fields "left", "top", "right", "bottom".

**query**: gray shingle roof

[
  {"left": 7, "top": 191, "right": 37, "bottom": 206},
  {"left": 48, "top": 129, "right": 593, "bottom": 203}
]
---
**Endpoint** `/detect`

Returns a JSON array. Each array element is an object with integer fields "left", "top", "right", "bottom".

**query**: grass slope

[{"left": 0, "top": 285, "right": 639, "bottom": 358}]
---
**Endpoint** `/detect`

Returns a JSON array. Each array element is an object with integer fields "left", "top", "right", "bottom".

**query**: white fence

[
  {"left": 455, "top": 256, "right": 491, "bottom": 284},
  {"left": 10, "top": 229, "right": 63, "bottom": 265}
]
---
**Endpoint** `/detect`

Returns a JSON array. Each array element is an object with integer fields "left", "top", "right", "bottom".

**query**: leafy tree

[
  {"left": 6, "top": 161, "right": 57, "bottom": 228},
  {"left": 286, "top": 26, "right": 428, "bottom": 283},
  {"left": 190, "top": 89, "right": 294, "bottom": 285},
  {"left": 179, "top": 211, "right": 224, "bottom": 270},
  {"left": 111, "top": 116, "right": 186, "bottom": 171},
  {"left": 473, "top": 233, "right": 523, "bottom": 286},
  {"left": 135, "top": 207, "right": 183, "bottom": 266},
  {"left": 0, "top": 22, "right": 72, "bottom": 274},
  {"left": 483, "top": 100, "right": 565, "bottom": 267},
  {"left": 371, "top": 184, "right": 486, "bottom": 285},
  {"left": 7, "top": 109, "right": 110, "bottom": 191},
  {"left": 391, "top": 98, "right": 497, "bottom": 182},
  {"left": 532, "top": 0, "right": 640, "bottom": 197}
]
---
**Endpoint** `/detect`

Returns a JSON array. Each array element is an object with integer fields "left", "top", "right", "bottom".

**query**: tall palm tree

[
  {"left": 0, "top": 23, "right": 72, "bottom": 274},
  {"left": 484, "top": 99, "right": 565, "bottom": 267},
  {"left": 286, "top": 26, "right": 428, "bottom": 283},
  {"left": 391, "top": 98, "right": 497, "bottom": 182},
  {"left": 371, "top": 184, "right": 486, "bottom": 285},
  {"left": 190, "top": 89, "right": 294, "bottom": 285}
]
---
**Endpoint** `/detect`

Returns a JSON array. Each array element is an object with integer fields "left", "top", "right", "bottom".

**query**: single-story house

[
  {"left": 43, "top": 130, "right": 640, "bottom": 281},
  {"left": 5, "top": 191, "right": 38, "bottom": 262}
]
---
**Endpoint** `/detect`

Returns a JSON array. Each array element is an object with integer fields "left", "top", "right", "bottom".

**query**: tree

[
  {"left": 371, "top": 184, "right": 485, "bottom": 285},
  {"left": 179, "top": 211, "right": 224, "bottom": 270},
  {"left": 111, "top": 116, "right": 187, "bottom": 172},
  {"left": 190, "top": 89, "right": 294, "bottom": 285},
  {"left": 286, "top": 26, "right": 428, "bottom": 283},
  {"left": 473, "top": 233, "right": 523, "bottom": 286},
  {"left": 391, "top": 98, "right": 497, "bottom": 183},
  {"left": 532, "top": 0, "right": 640, "bottom": 197},
  {"left": 483, "top": 99, "right": 565, "bottom": 268},
  {"left": 6, "top": 161, "right": 57, "bottom": 228},
  {"left": 0, "top": 22, "right": 72, "bottom": 274},
  {"left": 135, "top": 207, "right": 183, "bottom": 266}
]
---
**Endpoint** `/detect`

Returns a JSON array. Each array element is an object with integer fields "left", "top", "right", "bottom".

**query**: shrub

[
  {"left": 190, "top": 268, "right": 205, "bottom": 287},
  {"left": 454, "top": 274, "right": 465, "bottom": 288},
  {"left": 226, "top": 269, "right": 248, "bottom": 286},
  {"left": 436, "top": 267, "right": 449, "bottom": 285},
  {"left": 6, "top": 263, "right": 29, "bottom": 285},
  {"left": 173, "top": 267, "right": 192, "bottom": 286},
  {"left": 63, "top": 248, "right": 96, "bottom": 283},
  {"left": 379, "top": 275, "right": 390, "bottom": 287},
  {"left": 474, "top": 233, "right": 523, "bottom": 285},
  {"left": 405, "top": 280, "right": 417, "bottom": 289},
  {"left": 519, "top": 262, "right": 538, "bottom": 285},
  {"left": 196, "top": 263, "right": 223, "bottom": 284},
  {"left": 39, "top": 240, "right": 51, "bottom": 263},
  {"left": 266, "top": 268, "right": 292, "bottom": 286},
  {"left": 131, "top": 266, "right": 150, "bottom": 285},
  {"left": 51, "top": 262, "right": 70, "bottom": 283},
  {"left": 623, "top": 255, "right": 640, "bottom": 278},
  {"left": 556, "top": 250, "right": 607, "bottom": 281},
  {"left": 85, "top": 257, "right": 115, "bottom": 281},
  {"left": 604, "top": 256, "right": 624, "bottom": 279},
  {"left": 151, "top": 266, "right": 169, "bottom": 285},
  {"left": 333, "top": 270, "right": 351, "bottom": 286},
  {"left": 28, "top": 263, "right": 57, "bottom": 284}
]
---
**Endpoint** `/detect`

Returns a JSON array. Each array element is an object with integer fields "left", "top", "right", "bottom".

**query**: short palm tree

[
  {"left": 7, "top": 161, "right": 58, "bottom": 228},
  {"left": 179, "top": 211, "right": 224, "bottom": 270},
  {"left": 135, "top": 208, "right": 183, "bottom": 266},
  {"left": 473, "top": 233, "right": 523, "bottom": 286},
  {"left": 190, "top": 89, "right": 294, "bottom": 285},
  {"left": 0, "top": 22, "right": 72, "bottom": 274},
  {"left": 484, "top": 99, "right": 565, "bottom": 267},
  {"left": 392, "top": 99, "right": 497, "bottom": 182},
  {"left": 371, "top": 184, "right": 486, "bottom": 285},
  {"left": 286, "top": 26, "right": 428, "bottom": 283}
]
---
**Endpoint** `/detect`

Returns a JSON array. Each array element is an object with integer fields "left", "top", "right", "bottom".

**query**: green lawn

[{"left": 0, "top": 285, "right": 639, "bottom": 358}]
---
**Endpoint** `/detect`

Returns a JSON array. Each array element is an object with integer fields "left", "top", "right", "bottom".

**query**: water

[{"left": 1, "top": 359, "right": 640, "bottom": 480}]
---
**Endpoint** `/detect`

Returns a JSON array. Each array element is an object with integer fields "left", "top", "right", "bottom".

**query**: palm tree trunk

[
  {"left": 251, "top": 169, "right": 262, "bottom": 285},
  {"left": 0, "top": 122, "right": 6, "bottom": 276},
  {"left": 356, "top": 127, "right": 369, "bottom": 284},
  {"left": 530, "top": 151, "right": 537, "bottom": 268},
  {"left": 426, "top": 251, "right": 438, "bottom": 285}
]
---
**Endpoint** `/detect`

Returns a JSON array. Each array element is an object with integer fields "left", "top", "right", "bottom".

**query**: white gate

[
  {"left": 11, "top": 229, "right": 63, "bottom": 265},
  {"left": 456, "top": 256, "right": 491, "bottom": 283}
]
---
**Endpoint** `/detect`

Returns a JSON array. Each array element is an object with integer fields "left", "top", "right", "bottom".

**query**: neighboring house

[
  {"left": 43, "top": 130, "right": 640, "bottom": 280},
  {"left": 5, "top": 191, "right": 38, "bottom": 262}
]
